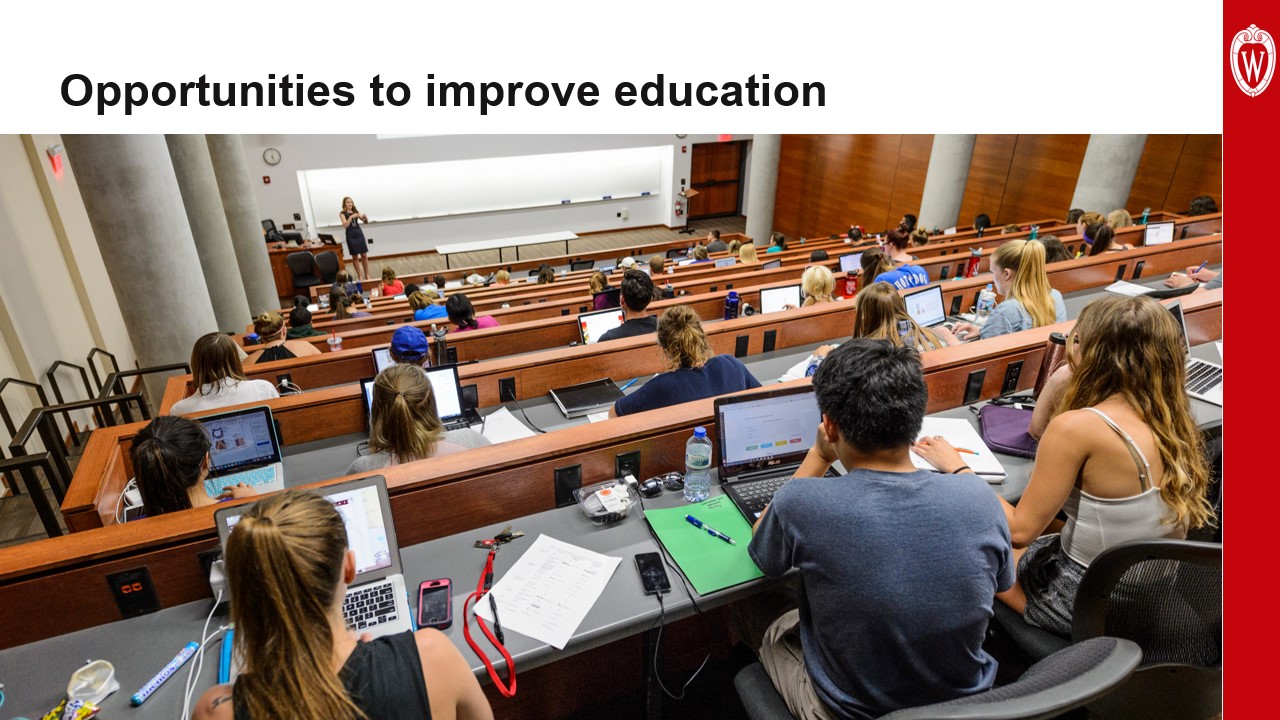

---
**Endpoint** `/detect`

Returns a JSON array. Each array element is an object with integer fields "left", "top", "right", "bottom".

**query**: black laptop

[{"left": 714, "top": 385, "right": 836, "bottom": 522}]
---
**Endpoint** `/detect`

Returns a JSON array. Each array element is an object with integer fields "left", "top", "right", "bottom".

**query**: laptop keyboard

[
  {"left": 1187, "top": 360, "right": 1223, "bottom": 395},
  {"left": 204, "top": 466, "right": 277, "bottom": 497},
  {"left": 732, "top": 475, "right": 794, "bottom": 517},
  {"left": 343, "top": 579, "right": 399, "bottom": 631}
]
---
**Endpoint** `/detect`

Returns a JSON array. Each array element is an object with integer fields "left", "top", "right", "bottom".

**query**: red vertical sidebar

[{"left": 1224, "top": 0, "right": 1278, "bottom": 715}]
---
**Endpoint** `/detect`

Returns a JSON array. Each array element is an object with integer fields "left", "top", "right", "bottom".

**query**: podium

[{"left": 678, "top": 188, "right": 700, "bottom": 235}]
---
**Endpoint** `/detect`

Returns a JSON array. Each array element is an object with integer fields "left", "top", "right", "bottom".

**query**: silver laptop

[
  {"left": 578, "top": 307, "right": 625, "bottom": 345},
  {"left": 839, "top": 252, "right": 863, "bottom": 274},
  {"left": 214, "top": 475, "right": 414, "bottom": 638},
  {"left": 759, "top": 284, "right": 802, "bottom": 314},
  {"left": 903, "top": 285, "right": 948, "bottom": 328},
  {"left": 1166, "top": 300, "right": 1222, "bottom": 405},
  {"left": 1143, "top": 221, "right": 1175, "bottom": 246},
  {"left": 201, "top": 406, "right": 286, "bottom": 497}
]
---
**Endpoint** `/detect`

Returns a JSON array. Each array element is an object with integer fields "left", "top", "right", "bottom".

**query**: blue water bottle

[
  {"left": 684, "top": 427, "right": 713, "bottom": 503},
  {"left": 1140, "top": 207, "right": 1150, "bottom": 225},
  {"left": 724, "top": 291, "right": 740, "bottom": 320}
]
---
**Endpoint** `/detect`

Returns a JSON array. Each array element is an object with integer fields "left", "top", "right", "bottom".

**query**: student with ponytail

[
  {"left": 1084, "top": 222, "right": 1131, "bottom": 255},
  {"left": 195, "top": 490, "right": 493, "bottom": 720},
  {"left": 445, "top": 293, "right": 498, "bottom": 333},
  {"left": 860, "top": 247, "right": 930, "bottom": 290},
  {"left": 247, "top": 312, "right": 324, "bottom": 364},
  {"left": 913, "top": 295, "right": 1215, "bottom": 637},
  {"left": 951, "top": 239, "right": 1067, "bottom": 340},
  {"left": 611, "top": 305, "right": 760, "bottom": 417},
  {"left": 131, "top": 415, "right": 254, "bottom": 516},
  {"left": 170, "top": 333, "right": 279, "bottom": 415},
  {"left": 344, "top": 364, "right": 488, "bottom": 475}
]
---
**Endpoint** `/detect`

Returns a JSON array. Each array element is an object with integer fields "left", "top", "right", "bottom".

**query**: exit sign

[{"left": 718, "top": 134, "right": 734, "bottom": 142}]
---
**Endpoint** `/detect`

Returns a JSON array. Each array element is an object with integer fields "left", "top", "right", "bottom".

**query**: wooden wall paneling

[
  {"left": 958, "top": 135, "right": 1018, "bottom": 226},
  {"left": 838, "top": 135, "right": 905, "bottom": 234},
  {"left": 1165, "top": 134, "right": 1223, "bottom": 212},
  {"left": 1127, "top": 134, "right": 1188, "bottom": 215},
  {"left": 886, "top": 134, "right": 934, "bottom": 230},
  {"left": 997, "top": 135, "right": 1089, "bottom": 223}
]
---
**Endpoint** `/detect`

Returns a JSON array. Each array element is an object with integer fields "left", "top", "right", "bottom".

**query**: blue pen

[
  {"left": 1192, "top": 261, "right": 1209, "bottom": 276},
  {"left": 131, "top": 641, "right": 199, "bottom": 706},
  {"left": 619, "top": 377, "right": 640, "bottom": 392},
  {"left": 686, "top": 514, "right": 736, "bottom": 545}
]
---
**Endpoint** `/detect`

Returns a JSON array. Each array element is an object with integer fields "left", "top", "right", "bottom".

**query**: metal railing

[
  {"left": 0, "top": 452, "right": 64, "bottom": 539},
  {"left": 45, "top": 360, "right": 102, "bottom": 447}
]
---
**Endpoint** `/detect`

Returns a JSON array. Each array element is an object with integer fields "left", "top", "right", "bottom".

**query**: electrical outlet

[
  {"left": 499, "top": 377, "right": 517, "bottom": 402},
  {"left": 735, "top": 335, "right": 749, "bottom": 358},
  {"left": 963, "top": 369, "right": 987, "bottom": 405},
  {"left": 107, "top": 567, "right": 161, "bottom": 618},
  {"left": 1114, "top": 264, "right": 1127, "bottom": 282},
  {"left": 616, "top": 450, "right": 641, "bottom": 480},
  {"left": 554, "top": 464, "right": 582, "bottom": 508},
  {"left": 276, "top": 373, "right": 292, "bottom": 386},
  {"left": 1001, "top": 360, "right": 1024, "bottom": 395},
  {"left": 763, "top": 329, "right": 777, "bottom": 353},
  {"left": 197, "top": 548, "right": 221, "bottom": 581}
]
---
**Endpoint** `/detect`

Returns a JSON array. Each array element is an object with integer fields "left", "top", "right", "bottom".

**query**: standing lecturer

[{"left": 340, "top": 196, "right": 370, "bottom": 282}]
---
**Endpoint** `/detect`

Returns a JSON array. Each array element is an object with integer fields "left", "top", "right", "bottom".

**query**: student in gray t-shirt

[{"left": 746, "top": 340, "right": 1013, "bottom": 719}]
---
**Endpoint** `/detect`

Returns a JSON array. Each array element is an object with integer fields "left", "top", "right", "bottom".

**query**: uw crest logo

[{"left": 1231, "top": 24, "right": 1274, "bottom": 97}]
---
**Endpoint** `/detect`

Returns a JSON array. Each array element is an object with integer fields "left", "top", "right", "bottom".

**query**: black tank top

[
  {"left": 254, "top": 344, "right": 297, "bottom": 364},
  {"left": 232, "top": 632, "right": 431, "bottom": 720}
]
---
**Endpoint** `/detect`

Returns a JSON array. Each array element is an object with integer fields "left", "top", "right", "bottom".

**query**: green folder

[{"left": 644, "top": 496, "right": 764, "bottom": 595}]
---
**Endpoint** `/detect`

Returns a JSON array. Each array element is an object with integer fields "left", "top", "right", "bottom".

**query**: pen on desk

[
  {"left": 954, "top": 447, "right": 980, "bottom": 455},
  {"left": 489, "top": 593, "right": 505, "bottom": 644},
  {"left": 131, "top": 641, "right": 199, "bottom": 706},
  {"left": 619, "top": 377, "right": 640, "bottom": 392},
  {"left": 685, "top": 514, "right": 736, "bottom": 545}
]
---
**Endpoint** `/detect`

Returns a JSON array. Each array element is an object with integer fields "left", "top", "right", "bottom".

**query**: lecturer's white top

[{"left": 169, "top": 378, "right": 280, "bottom": 416}]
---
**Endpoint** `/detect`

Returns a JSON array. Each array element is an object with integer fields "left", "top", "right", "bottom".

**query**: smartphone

[
  {"left": 634, "top": 552, "right": 671, "bottom": 595},
  {"left": 417, "top": 579, "right": 452, "bottom": 630}
]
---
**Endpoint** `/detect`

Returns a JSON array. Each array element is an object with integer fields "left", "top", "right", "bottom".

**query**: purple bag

[{"left": 978, "top": 404, "right": 1038, "bottom": 458}]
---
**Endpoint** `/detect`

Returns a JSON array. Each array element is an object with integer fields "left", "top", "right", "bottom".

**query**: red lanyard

[{"left": 462, "top": 548, "right": 517, "bottom": 696}]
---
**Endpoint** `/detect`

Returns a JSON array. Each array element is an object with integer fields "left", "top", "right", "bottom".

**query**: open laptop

[
  {"left": 213, "top": 475, "right": 413, "bottom": 638},
  {"left": 715, "top": 257, "right": 736, "bottom": 269},
  {"left": 578, "top": 307, "right": 625, "bottom": 344},
  {"left": 714, "top": 386, "right": 835, "bottom": 522},
  {"left": 201, "top": 406, "right": 286, "bottom": 498},
  {"left": 1143, "top": 221, "right": 1175, "bottom": 246},
  {"left": 759, "top": 284, "right": 802, "bottom": 314},
  {"left": 1166, "top": 300, "right": 1222, "bottom": 406},
  {"left": 903, "top": 285, "right": 950, "bottom": 328},
  {"left": 839, "top": 252, "right": 863, "bottom": 275},
  {"left": 373, "top": 345, "right": 429, "bottom": 373},
  {"left": 762, "top": 259, "right": 782, "bottom": 270},
  {"left": 592, "top": 287, "right": 622, "bottom": 310}
]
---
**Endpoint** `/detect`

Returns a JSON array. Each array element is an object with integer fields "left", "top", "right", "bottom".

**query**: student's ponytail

[
  {"left": 130, "top": 416, "right": 211, "bottom": 516},
  {"left": 993, "top": 240, "right": 1056, "bottom": 327},
  {"left": 368, "top": 364, "right": 444, "bottom": 462},
  {"left": 657, "top": 305, "right": 711, "bottom": 369}
]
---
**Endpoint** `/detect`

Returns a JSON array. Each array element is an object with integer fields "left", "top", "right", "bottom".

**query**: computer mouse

[
  {"left": 661, "top": 472, "right": 685, "bottom": 491},
  {"left": 639, "top": 478, "right": 664, "bottom": 498}
]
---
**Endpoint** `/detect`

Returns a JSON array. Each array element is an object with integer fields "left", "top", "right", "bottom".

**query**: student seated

[
  {"left": 1107, "top": 209, "right": 1134, "bottom": 229},
  {"left": 195, "top": 490, "right": 493, "bottom": 720},
  {"left": 380, "top": 266, "right": 405, "bottom": 296},
  {"left": 246, "top": 312, "right": 324, "bottom": 364},
  {"left": 332, "top": 270, "right": 358, "bottom": 297},
  {"left": 1065, "top": 207, "right": 1085, "bottom": 225},
  {"left": 598, "top": 269, "right": 659, "bottom": 343},
  {"left": 332, "top": 292, "right": 372, "bottom": 320},
  {"left": 1188, "top": 194, "right": 1218, "bottom": 215},
  {"left": 589, "top": 271, "right": 613, "bottom": 310},
  {"left": 800, "top": 265, "right": 835, "bottom": 306},
  {"left": 951, "top": 239, "right": 1066, "bottom": 341},
  {"left": 741, "top": 340, "right": 1012, "bottom": 719},
  {"left": 706, "top": 229, "right": 728, "bottom": 253},
  {"left": 611, "top": 305, "right": 760, "bottom": 417},
  {"left": 1085, "top": 222, "right": 1131, "bottom": 255},
  {"left": 170, "top": 333, "right": 280, "bottom": 415},
  {"left": 446, "top": 293, "right": 498, "bottom": 333},
  {"left": 648, "top": 254, "right": 666, "bottom": 276},
  {"left": 765, "top": 232, "right": 787, "bottom": 254},
  {"left": 390, "top": 326, "right": 430, "bottom": 366},
  {"left": 1164, "top": 266, "right": 1222, "bottom": 291},
  {"left": 909, "top": 229, "right": 930, "bottom": 249},
  {"left": 409, "top": 289, "right": 448, "bottom": 321},
  {"left": 1037, "top": 234, "right": 1073, "bottom": 264},
  {"left": 738, "top": 243, "right": 759, "bottom": 264},
  {"left": 493, "top": 269, "right": 511, "bottom": 286},
  {"left": 132, "top": 415, "right": 255, "bottom": 516},
  {"left": 536, "top": 264, "right": 556, "bottom": 284},
  {"left": 345, "top": 364, "right": 489, "bottom": 475},
  {"left": 808, "top": 248, "right": 829, "bottom": 263},
  {"left": 726, "top": 238, "right": 742, "bottom": 254},
  {"left": 860, "top": 247, "right": 929, "bottom": 290},
  {"left": 974, "top": 213, "right": 992, "bottom": 234},
  {"left": 914, "top": 295, "right": 1214, "bottom": 637},
  {"left": 286, "top": 306, "right": 325, "bottom": 339},
  {"left": 1001, "top": 223, "right": 1022, "bottom": 234},
  {"left": 882, "top": 227, "right": 917, "bottom": 264},
  {"left": 900, "top": 212, "right": 918, "bottom": 232}
]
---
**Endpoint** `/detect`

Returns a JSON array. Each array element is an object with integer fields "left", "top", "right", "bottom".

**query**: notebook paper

[{"left": 912, "top": 417, "right": 1008, "bottom": 478}]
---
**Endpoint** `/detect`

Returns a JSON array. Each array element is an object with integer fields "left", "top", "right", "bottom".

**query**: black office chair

[
  {"left": 314, "top": 251, "right": 341, "bottom": 284},
  {"left": 992, "top": 539, "right": 1221, "bottom": 719},
  {"left": 528, "top": 269, "right": 541, "bottom": 277},
  {"left": 286, "top": 252, "right": 322, "bottom": 291},
  {"left": 570, "top": 259, "right": 595, "bottom": 272},
  {"left": 262, "top": 219, "right": 303, "bottom": 243},
  {"left": 666, "top": 248, "right": 686, "bottom": 260},
  {"left": 734, "top": 637, "right": 1141, "bottom": 720}
]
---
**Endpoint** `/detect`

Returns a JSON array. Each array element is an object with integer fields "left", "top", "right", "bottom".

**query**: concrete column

[
  {"left": 61, "top": 135, "right": 218, "bottom": 374},
  {"left": 744, "top": 134, "right": 782, "bottom": 245},
  {"left": 918, "top": 134, "right": 976, "bottom": 231},
  {"left": 166, "top": 135, "right": 251, "bottom": 331},
  {"left": 206, "top": 134, "right": 279, "bottom": 314},
  {"left": 1069, "top": 134, "right": 1147, "bottom": 214}
]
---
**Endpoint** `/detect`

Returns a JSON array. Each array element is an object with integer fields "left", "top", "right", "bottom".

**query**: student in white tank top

[{"left": 912, "top": 295, "right": 1216, "bottom": 637}]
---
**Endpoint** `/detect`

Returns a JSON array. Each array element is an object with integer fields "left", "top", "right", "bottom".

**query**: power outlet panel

[
  {"left": 499, "top": 377, "right": 516, "bottom": 402},
  {"left": 107, "top": 566, "right": 161, "bottom": 618},
  {"left": 554, "top": 464, "right": 582, "bottom": 508},
  {"left": 1001, "top": 360, "right": 1024, "bottom": 395},
  {"left": 615, "top": 451, "right": 641, "bottom": 481}
]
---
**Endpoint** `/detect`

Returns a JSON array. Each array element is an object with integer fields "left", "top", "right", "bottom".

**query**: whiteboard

[{"left": 305, "top": 146, "right": 663, "bottom": 226}]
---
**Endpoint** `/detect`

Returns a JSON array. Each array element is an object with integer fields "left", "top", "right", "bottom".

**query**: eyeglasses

[{"left": 638, "top": 472, "right": 685, "bottom": 498}]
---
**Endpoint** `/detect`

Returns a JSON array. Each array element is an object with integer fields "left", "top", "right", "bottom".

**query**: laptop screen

[
  {"left": 1166, "top": 300, "right": 1191, "bottom": 353},
  {"left": 1144, "top": 221, "right": 1175, "bottom": 246},
  {"left": 372, "top": 347, "right": 394, "bottom": 373},
  {"left": 592, "top": 288, "right": 621, "bottom": 309},
  {"left": 839, "top": 253, "right": 863, "bottom": 274},
  {"left": 762, "top": 259, "right": 782, "bottom": 270},
  {"left": 204, "top": 407, "right": 280, "bottom": 474},
  {"left": 425, "top": 365, "right": 464, "bottom": 420},
  {"left": 904, "top": 285, "right": 946, "bottom": 327},
  {"left": 759, "top": 285, "right": 802, "bottom": 314},
  {"left": 579, "top": 308, "right": 625, "bottom": 345},
  {"left": 716, "top": 387, "right": 821, "bottom": 476},
  {"left": 715, "top": 258, "right": 736, "bottom": 269}
]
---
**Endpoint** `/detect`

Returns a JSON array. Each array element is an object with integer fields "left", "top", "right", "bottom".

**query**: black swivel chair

[
  {"left": 314, "top": 251, "right": 341, "bottom": 284},
  {"left": 528, "top": 269, "right": 541, "bottom": 277},
  {"left": 734, "top": 636, "right": 1141, "bottom": 720},
  {"left": 286, "top": 252, "right": 322, "bottom": 292},
  {"left": 570, "top": 259, "right": 595, "bottom": 272},
  {"left": 992, "top": 539, "right": 1221, "bottom": 719},
  {"left": 262, "top": 219, "right": 304, "bottom": 243},
  {"left": 666, "top": 248, "right": 687, "bottom": 260}
]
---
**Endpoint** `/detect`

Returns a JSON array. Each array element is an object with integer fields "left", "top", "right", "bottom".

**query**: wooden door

[{"left": 689, "top": 141, "right": 744, "bottom": 219}]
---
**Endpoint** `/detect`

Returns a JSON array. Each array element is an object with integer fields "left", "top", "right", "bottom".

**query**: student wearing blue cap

[{"left": 389, "top": 326, "right": 431, "bottom": 366}]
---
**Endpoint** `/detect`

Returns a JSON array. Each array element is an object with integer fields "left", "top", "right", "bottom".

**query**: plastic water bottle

[
  {"left": 897, "top": 319, "right": 912, "bottom": 342},
  {"left": 724, "top": 291, "right": 740, "bottom": 320},
  {"left": 975, "top": 284, "right": 997, "bottom": 325},
  {"left": 431, "top": 324, "right": 449, "bottom": 366},
  {"left": 683, "top": 427, "right": 712, "bottom": 503},
  {"left": 1140, "top": 207, "right": 1150, "bottom": 225}
]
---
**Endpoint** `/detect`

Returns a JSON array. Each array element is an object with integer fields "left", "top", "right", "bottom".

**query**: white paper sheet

[
  {"left": 586, "top": 411, "right": 611, "bottom": 424},
  {"left": 474, "top": 535, "right": 621, "bottom": 649},
  {"left": 1216, "top": 342, "right": 1222, "bottom": 360},
  {"left": 480, "top": 407, "right": 538, "bottom": 444},
  {"left": 1104, "top": 280, "right": 1156, "bottom": 297},
  {"left": 912, "top": 417, "right": 1008, "bottom": 478}
]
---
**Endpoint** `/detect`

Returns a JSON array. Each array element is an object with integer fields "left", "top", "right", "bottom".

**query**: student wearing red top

[
  {"left": 380, "top": 266, "right": 405, "bottom": 296},
  {"left": 446, "top": 293, "right": 499, "bottom": 333}
]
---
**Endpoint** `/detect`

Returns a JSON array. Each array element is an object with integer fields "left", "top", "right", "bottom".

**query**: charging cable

[
  {"left": 181, "top": 590, "right": 226, "bottom": 720},
  {"left": 116, "top": 478, "right": 144, "bottom": 524},
  {"left": 651, "top": 592, "right": 710, "bottom": 700},
  {"left": 501, "top": 384, "right": 547, "bottom": 434},
  {"left": 276, "top": 379, "right": 304, "bottom": 396}
]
